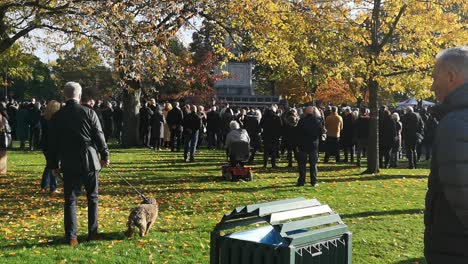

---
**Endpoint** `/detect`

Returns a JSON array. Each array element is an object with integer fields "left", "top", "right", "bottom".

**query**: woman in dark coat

[
  {"left": 150, "top": 106, "right": 165, "bottom": 151},
  {"left": 260, "top": 106, "right": 282, "bottom": 168},
  {"left": 282, "top": 108, "right": 299, "bottom": 167},
  {"left": 40, "top": 100, "right": 61, "bottom": 193},
  {"left": 16, "top": 103, "right": 30, "bottom": 150},
  {"left": 380, "top": 110, "right": 397, "bottom": 168}
]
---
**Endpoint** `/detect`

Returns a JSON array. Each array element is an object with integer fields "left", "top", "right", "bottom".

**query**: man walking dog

[{"left": 48, "top": 82, "right": 110, "bottom": 246}]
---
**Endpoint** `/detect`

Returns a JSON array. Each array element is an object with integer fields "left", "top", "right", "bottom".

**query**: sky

[{"left": 32, "top": 18, "right": 201, "bottom": 63}]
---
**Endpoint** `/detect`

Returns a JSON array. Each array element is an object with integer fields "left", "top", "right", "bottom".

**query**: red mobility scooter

[{"left": 222, "top": 141, "right": 253, "bottom": 181}]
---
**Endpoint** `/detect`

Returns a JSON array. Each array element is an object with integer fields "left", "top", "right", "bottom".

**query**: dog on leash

[{"left": 125, "top": 197, "right": 159, "bottom": 238}]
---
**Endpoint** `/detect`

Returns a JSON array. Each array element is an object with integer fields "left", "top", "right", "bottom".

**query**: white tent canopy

[{"left": 397, "top": 98, "right": 435, "bottom": 109}]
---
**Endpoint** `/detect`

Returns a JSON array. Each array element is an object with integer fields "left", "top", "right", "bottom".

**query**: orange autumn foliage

[{"left": 315, "top": 79, "right": 357, "bottom": 105}]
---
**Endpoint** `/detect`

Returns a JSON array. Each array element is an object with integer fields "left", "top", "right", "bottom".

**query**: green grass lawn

[{"left": 0, "top": 146, "right": 429, "bottom": 263}]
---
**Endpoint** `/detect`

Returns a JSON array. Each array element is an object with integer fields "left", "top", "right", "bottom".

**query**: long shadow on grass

[
  {"left": 102, "top": 184, "right": 294, "bottom": 196},
  {"left": 341, "top": 208, "right": 423, "bottom": 219},
  {"left": 0, "top": 231, "right": 126, "bottom": 250},
  {"left": 395, "top": 257, "right": 426, "bottom": 264},
  {"left": 319, "top": 174, "right": 428, "bottom": 183}
]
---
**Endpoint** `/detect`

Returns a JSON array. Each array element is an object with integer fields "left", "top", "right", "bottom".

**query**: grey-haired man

[
  {"left": 48, "top": 82, "right": 109, "bottom": 246},
  {"left": 425, "top": 46, "right": 468, "bottom": 263}
]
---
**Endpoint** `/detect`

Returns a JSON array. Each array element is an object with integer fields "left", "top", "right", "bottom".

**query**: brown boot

[{"left": 68, "top": 238, "right": 78, "bottom": 246}]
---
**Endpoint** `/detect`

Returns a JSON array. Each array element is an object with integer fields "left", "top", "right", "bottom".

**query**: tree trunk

[
  {"left": 121, "top": 88, "right": 141, "bottom": 147},
  {"left": 365, "top": 78, "right": 380, "bottom": 173}
]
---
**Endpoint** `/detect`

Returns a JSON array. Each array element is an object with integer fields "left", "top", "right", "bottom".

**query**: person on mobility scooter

[{"left": 222, "top": 121, "right": 253, "bottom": 181}]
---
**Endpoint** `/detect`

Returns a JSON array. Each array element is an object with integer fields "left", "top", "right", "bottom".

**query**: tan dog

[{"left": 125, "top": 197, "right": 159, "bottom": 237}]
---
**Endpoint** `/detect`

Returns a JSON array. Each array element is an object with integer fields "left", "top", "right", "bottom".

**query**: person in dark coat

[
  {"left": 113, "top": 102, "right": 123, "bottom": 144},
  {"left": 260, "top": 106, "right": 282, "bottom": 168},
  {"left": 150, "top": 106, "right": 165, "bottom": 151},
  {"left": 402, "top": 106, "right": 424, "bottom": 169},
  {"left": 244, "top": 109, "right": 262, "bottom": 164},
  {"left": 379, "top": 110, "right": 397, "bottom": 168},
  {"left": 423, "top": 111, "right": 439, "bottom": 161},
  {"left": 47, "top": 82, "right": 109, "bottom": 246},
  {"left": 40, "top": 100, "right": 61, "bottom": 194},
  {"left": 100, "top": 102, "right": 114, "bottom": 142},
  {"left": 355, "top": 108, "right": 370, "bottom": 167},
  {"left": 166, "top": 102, "right": 184, "bottom": 152},
  {"left": 220, "top": 107, "right": 234, "bottom": 148},
  {"left": 182, "top": 105, "right": 202, "bottom": 162},
  {"left": 28, "top": 102, "right": 42, "bottom": 151},
  {"left": 6, "top": 101, "right": 17, "bottom": 142},
  {"left": 295, "top": 106, "right": 322, "bottom": 186},
  {"left": 425, "top": 46, "right": 468, "bottom": 264},
  {"left": 341, "top": 107, "right": 355, "bottom": 163},
  {"left": 282, "top": 108, "right": 299, "bottom": 167},
  {"left": 390, "top": 112, "right": 403, "bottom": 168},
  {"left": 139, "top": 101, "right": 153, "bottom": 148},
  {"left": 206, "top": 106, "right": 222, "bottom": 149}
]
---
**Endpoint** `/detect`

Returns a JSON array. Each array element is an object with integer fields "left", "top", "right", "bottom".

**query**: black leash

[{"left": 108, "top": 165, "right": 148, "bottom": 201}]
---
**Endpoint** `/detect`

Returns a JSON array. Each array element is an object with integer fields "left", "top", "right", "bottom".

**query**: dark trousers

[
  {"left": 424, "top": 141, "right": 433, "bottom": 160},
  {"left": 380, "top": 146, "right": 392, "bottom": 168},
  {"left": 41, "top": 166, "right": 57, "bottom": 191},
  {"left": 297, "top": 149, "right": 318, "bottom": 185},
  {"left": 324, "top": 137, "right": 340, "bottom": 162},
  {"left": 63, "top": 170, "right": 99, "bottom": 240},
  {"left": 184, "top": 131, "right": 199, "bottom": 160},
  {"left": 263, "top": 145, "right": 278, "bottom": 167},
  {"left": 285, "top": 145, "right": 296, "bottom": 167},
  {"left": 405, "top": 141, "right": 418, "bottom": 168},
  {"left": 356, "top": 138, "right": 367, "bottom": 166},
  {"left": 342, "top": 142, "right": 355, "bottom": 162},
  {"left": 170, "top": 127, "right": 182, "bottom": 151},
  {"left": 139, "top": 126, "right": 151, "bottom": 147},
  {"left": 207, "top": 130, "right": 221, "bottom": 149},
  {"left": 390, "top": 146, "right": 400, "bottom": 168},
  {"left": 29, "top": 126, "right": 41, "bottom": 150}
]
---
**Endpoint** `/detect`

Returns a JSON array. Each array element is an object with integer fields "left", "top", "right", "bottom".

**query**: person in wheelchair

[{"left": 225, "top": 121, "right": 250, "bottom": 166}]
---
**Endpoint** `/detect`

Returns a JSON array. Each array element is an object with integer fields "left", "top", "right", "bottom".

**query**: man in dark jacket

[
  {"left": 282, "top": 108, "right": 299, "bottom": 167},
  {"left": 425, "top": 46, "right": 468, "bottom": 264},
  {"left": 166, "top": 102, "right": 184, "bottom": 152},
  {"left": 48, "top": 82, "right": 109, "bottom": 246},
  {"left": 402, "top": 106, "right": 424, "bottom": 169},
  {"left": 28, "top": 102, "right": 42, "bottom": 150},
  {"left": 355, "top": 108, "right": 370, "bottom": 167},
  {"left": 182, "top": 105, "right": 202, "bottom": 162},
  {"left": 295, "top": 106, "right": 322, "bottom": 186},
  {"left": 113, "top": 102, "right": 123, "bottom": 144},
  {"left": 206, "top": 106, "right": 222, "bottom": 149},
  {"left": 260, "top": 106, "right": 282, "bottom": 168},
  {"left": 341, "top": 107, "right": 355, "bottom": 163},
  {"left": 139, "top": 101, "right": 153, "bottom": 148}
]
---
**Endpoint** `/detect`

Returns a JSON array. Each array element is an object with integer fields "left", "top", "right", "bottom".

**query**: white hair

[
  {"left": 392, "top": 112, "right": 400, "bottom": 122},
  {"left": 436, "top": 46, "right": 468, "bottom": 79},
  {"left": 406, "top": 106, "right": 414, "bottom": 113},
  {"left": 271, "top": 104, "right": 278, "bottom": 113},
  {"left": 229, "top": 120, "right": 240, "bottom": 130},
  {"left": 63, "top": 82, "right": 82, "bottom": 100},
  {"left": 352, "top": 110, "right": 359, "bottom": 119}
]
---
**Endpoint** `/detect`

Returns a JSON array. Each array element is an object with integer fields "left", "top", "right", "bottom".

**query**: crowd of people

[{"left": 0, "top": 94, "right": 440, "bottom": 187}]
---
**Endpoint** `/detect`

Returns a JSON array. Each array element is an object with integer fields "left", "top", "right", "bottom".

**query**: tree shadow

[
  {"left": 319, "top": 174, "right": 427, "bottom": 183},
  {"left": 395, "top": 257, "right": 426, "bottom": 264},
  {"left": 0, "top": 231, "right": 126, "bottom": 250},
  {"left": 341, "top": 208, "right": 423, "bottom": 219}
]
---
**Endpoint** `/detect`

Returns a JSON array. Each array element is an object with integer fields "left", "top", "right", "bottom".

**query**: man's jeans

[
  {"left": 297, "top": 149, "right": 318, "bottom": 185},
  {"left": 41, "top": 166, "right": 57, "bottom": 191},
  {"left": 184, "top": 131, "right": 199, "bottom": 160},
  {"left": 63, "top": 170, "right": 99, "bottom": 240}
]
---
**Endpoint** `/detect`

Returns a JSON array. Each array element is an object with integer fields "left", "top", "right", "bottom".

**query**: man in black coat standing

[
  {"left": 48, "top": 82, "right": 109, "bottom": 246},
  {"left": 206, "top": 106, "right": 222, "bottom": 149},
  {"left": 182, "top": 105, "right": 202, "bottom": 162},
  {"left": 402, "top": 106, "right": 424, "bottom": 169},
  {"left": 260, "top": 105, "right": 282, "bottom": 168},
  {"left": 425, "top": 46, "right": 468, "bottom": 264},
  {"left": 139, "top": 101, "right": 153, "bottom": 148},
  {"left": 167, "top": 102, "right": 184, "bottom": 152},
  {"left": 295, "top": 106, "right": 322, "bottom": 187}
]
